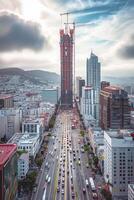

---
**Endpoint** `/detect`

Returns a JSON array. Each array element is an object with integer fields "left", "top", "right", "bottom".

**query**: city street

[{"left": 32, "top": 109, "right": 104, "bottom": 200}]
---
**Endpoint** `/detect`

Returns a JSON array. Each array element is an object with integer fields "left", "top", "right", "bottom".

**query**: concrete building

[
  {"left": 0, "top": 108, "right": 22, "bottom": 140},
  {"left": 128, "top": 184, "right": 134, "bottom": 200},
  {"left": 86, "top": 52, "right": 101, "bottom": 121},
  {"left": 8, "top": 133, "right": 40, "bottom": 158},
  {"left": 100, "top": 86, "right": 130, "bottom": 130},
  {"left": 86, "top": 52, "right": 101, "bottom": 90},
  {"left": 0, "top": 144, "right": 17, "bottom": 200},
  {"left": 60, "top": 23, "right": 74, "bottom": 107},
  {"left": 0, "top": 94, "right": 14, "bottom": 109},
  {"left": 80, "top": 86, "right": 100, "bottom": 126},
  {"left": 80, "top": 86, "right": 93, "bottom": 126},
  {"left": 22, "top": 118, "right": 44, "bottom": 136},
  {"left": 76, "top": 76, "right": 82, "bottom": 97},
  {"left": 101, "top": 81, "right": 110, "bottom": 90},
  {"left": 18, "top": 152, "right": 29, "bottom": 180},
  {"left": 76, "top": 76, "right": 85, "bottom": 99},
  {"left": 88, "top": 128, "right": 104, "bottom": 154},
  {"left": 104, "top": 130, "right": 134, "bottom": 200}
]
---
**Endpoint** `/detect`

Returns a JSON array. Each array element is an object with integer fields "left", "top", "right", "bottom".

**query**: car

[
  {"left": 47, "top": 176, "right": 51, "bottom": 183},
  {"left": 85, "top": 179, "right": 89, "bottom": 187},
  {"left": 33, "top": 187, "right": 37, "bottom": 193},
  {"left": 83, "top": 188, "right": 86, "bottom": 193},
  {"left": 45, "top": 162, "right": 48, "bottom": 167},
  {"left": 92, "top": 192, "right": 98, "bottom": 199},
  {"left": 86, "top": 163, "right": 89, "bottom": 168},
  {"left": 62, "top": 183, "right": 64, "bottom": 188},
  {"left": 71, "top": 184, "right": 74, "bottom": 190},
  {"left": 73, "top": 157, "right": 76, "bottom": 161},
  {"left": 78, "top": 161, "right": 81, "bottom": 165},
  {"left": 58, "top": 179, "right": 60, "bottom": 184},
  {"left": 71, "top": 176, "right": 73, "bottom": 181},
  {"left": 45, "top": 174, "right": 49, "bottom": 181},
  {"left": 72, "top": 192, "right": 75, "bottom": 198},
  {"left": 61, "top": 189, "right": 64, "bottom": 195},
  {"left": 78, "top": 157, "right": 80, "bottom": 160},
  {"left": 57, "top": 187, "right": 60, "bottom": 192}
]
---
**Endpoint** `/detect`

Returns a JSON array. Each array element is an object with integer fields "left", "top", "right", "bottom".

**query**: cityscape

[{"left": 0, "top": 1, "right": 134, "bottom": 200}]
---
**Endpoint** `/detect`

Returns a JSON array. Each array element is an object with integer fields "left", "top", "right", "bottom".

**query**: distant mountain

[
  {"left": 103, "top": 76, "right": 134, "bottom": 86},
  {"left": 27, "top": 70, "right": 60, "bottom": 83},
  {"left": 0, "top": 68, "right": 60, "bottom": 84}
]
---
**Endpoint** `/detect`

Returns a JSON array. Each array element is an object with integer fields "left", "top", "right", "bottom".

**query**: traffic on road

[{"left": 32, "top": 109, "right": 103, "bottom": 200}]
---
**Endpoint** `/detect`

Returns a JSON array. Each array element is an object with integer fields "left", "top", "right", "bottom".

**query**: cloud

[
  {"left": 0, "top": 12, "right": 46, "bottom": 52},
  {"left": 118, "top": 34, "right": 134, "bottom": 59}
]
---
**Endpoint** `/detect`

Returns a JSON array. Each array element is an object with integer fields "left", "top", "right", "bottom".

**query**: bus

[{"left": 89, "top": 177, "right": 96, "bottom": 191}]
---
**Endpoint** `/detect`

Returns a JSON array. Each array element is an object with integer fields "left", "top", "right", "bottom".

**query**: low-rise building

[
  {"left": 104, "top": 130, "right": 134, "bottom": 200},
  {"left": 22, "top": 118, "right": 44, "bottom": 136},
  {"left": 8, "top": 133, "right": 40, "bottom": 158}
]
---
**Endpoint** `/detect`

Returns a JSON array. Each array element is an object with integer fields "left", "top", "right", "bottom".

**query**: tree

[{"left": 93, "top": 156, "right": 99, "bottom": 167}]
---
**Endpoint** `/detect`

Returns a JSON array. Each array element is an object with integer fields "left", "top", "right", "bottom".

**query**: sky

[{"left": 0, "top": 0, "right": 134, "bottom": 78}]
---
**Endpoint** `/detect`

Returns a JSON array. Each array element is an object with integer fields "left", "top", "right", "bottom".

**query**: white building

[
  {"left": 18, "top": 152, "right": 29, "bottom": 180},
  {"left": 88, "top": 128, "right": 104, "bottom": 154},
  {"left": 8, "top": 133, "right": 40, "bottom": 158},
  {"left": 86, "top": 52, "right": 101, "bottom": 122},
  {"left": 104, "top": 130, "right": 134, "bottom": 200},
  {"left": 80, "top": 86, "right": 99, "bottom": 126},
  {"left": 0, "top": 108, "right": 22, "bottom": 140},
  {"left": 128, "top": 184, "right": 134, "bottom": 200},
  {"left": 22, "top": 118, "right": 44, "bottom": 136},
  {"left": 76, "top": 76, "right": 82, "bottom": 97}
]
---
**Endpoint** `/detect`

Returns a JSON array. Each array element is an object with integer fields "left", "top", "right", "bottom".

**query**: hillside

[{"left": 0, "top": 68, "right": 60, "bottom": 84}]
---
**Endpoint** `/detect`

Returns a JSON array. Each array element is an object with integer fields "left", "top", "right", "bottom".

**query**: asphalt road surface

[{"left": 32, "top": 109, "right": 103, "bottom": 200}]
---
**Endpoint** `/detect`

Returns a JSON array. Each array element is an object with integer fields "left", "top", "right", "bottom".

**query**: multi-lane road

[{"left": 32, "top": 109, "right": 103, "bottom": 200}]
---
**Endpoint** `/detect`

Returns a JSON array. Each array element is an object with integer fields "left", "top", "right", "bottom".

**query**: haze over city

[{"left": 0, "top": 0, "right": 134, "bottom": 77}]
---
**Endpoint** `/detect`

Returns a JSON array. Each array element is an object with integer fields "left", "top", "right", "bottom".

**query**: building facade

[
  {"left": 128, "top": 184, "right": 134, "bottom": 200},
  {"left": 0, "top": 144, "right": 17, "bottom": 200},
  {"left": 86, "top": 52, "right": 101, "bottom": 122},
  {"left": 104, "top": 130, "right": 134, "bottom": 200},
  {"left": 101, "top": 81, "right": 110, "bottom": 90},
  {"left": 60, "top": 24, "right": 74, "bottom": 107},
  {"left": 100, "top": 86, "right": 130, "bottom": 130},
  {"left": 0, "top": 108, "right": 22, "bottom": 140},
  {"left": 18, "top": 152, "right": 29, "bottom": 180},
  {"left": 0, "top": 95, "right": 14, "bottom": 109}
]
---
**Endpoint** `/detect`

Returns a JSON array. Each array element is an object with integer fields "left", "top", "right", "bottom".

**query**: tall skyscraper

[
  {"left": 86, "top": 52, "right": 101, "bottom": 122},
  {"left": 86, "top": 52, "right": 101, "bottom": 89},
  {"left": 76, "top": 76, "right": 81, "bottom": 97},
  {"left": 60, "top": 24, "right": 74, "bottom": 108},
  {"left": 100, "top": 86, "right": 130, "bottom": 129}
]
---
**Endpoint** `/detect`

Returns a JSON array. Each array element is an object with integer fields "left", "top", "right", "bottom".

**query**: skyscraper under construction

[{"left": 60, "top": 20, "right": 74, "bottom": 108}]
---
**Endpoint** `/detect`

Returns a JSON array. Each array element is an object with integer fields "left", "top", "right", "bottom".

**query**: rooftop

[
  {"left": 8, "top": 133, "right": 39, "bottom": 145},
  {"left": 106, "top": 129, "right": 134, "bottom": 139},
  {"left": 0, "top": 94, "right": 13, "bottom": 99},
  {"left": 0, "top": 144, "right": 17, "bottom": 166}
]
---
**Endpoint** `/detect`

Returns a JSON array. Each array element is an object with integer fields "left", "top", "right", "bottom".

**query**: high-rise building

[
  {"left": 86, "top": 52, "right": 101, "bottom": 89},
  {"left": 100, "top": 86, "right": 130, "bottom": 129},
  {"left": 0, "top": 95, "right": 14, "bottom": 109},
  {"left": 76, "top": 76, "right": 82, "bottom": 97},
  {"left": 86, "top": 52, "right": 101, "bottom": 122},
  {"left": 128, "top": 184, "right": 134, "bottom": 200},
  {"left": 60, "top": 24, "right": 74, "bottom": 108},
  {"left": 0, "top": 144, "right": 17, "bottom": 200},
  {"left": 79, "top": 79, "right": 85, "bottom": 99},
  {"left": 104, "top": 130, "right": 134, "bottom": 200},
  {"left": 101, "top": 81, "right": 110, "bottom": 90}
]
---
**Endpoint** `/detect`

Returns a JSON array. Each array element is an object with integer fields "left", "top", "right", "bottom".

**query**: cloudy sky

[{"left": 0, "top": 0, "right": 134, "bottom": 77}]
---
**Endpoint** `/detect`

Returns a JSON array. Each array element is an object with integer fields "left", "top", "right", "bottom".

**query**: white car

[{"left": 47, "top": 176, "right": 51, "bottom": 183}]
